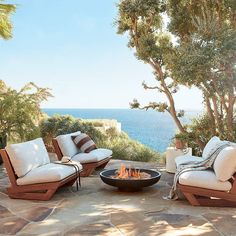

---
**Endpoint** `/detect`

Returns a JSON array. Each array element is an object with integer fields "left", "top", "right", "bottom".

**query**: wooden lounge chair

[
  {"left": 175, "top": 136, "right": 236, "bottom": 207},
  {"left": 1, "top": 138, "right": 82, "bottom": 201},
  {"left": 52, "top": 131, "right": 112, "bottom": 177},
  {"left": 177, "top": 173, "right": 236, "bottom": 207}
]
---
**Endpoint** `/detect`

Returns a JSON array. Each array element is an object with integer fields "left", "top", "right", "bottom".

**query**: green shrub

[
  {"left": 175, "top": 114, "right": 236, "bottom": 156},
  {"left": 40, "top": 115, "right": 105, "bottom": 150},
  {"left": 101, "top": 131, "right": 160, "bottom": 162},
  {"left": 40, "top": 115, "right": 160, "bottom": 162}
]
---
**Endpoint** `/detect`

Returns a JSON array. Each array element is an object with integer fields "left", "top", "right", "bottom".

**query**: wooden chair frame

[
  {"left": 177, "top": 173, "right": 236, "bottom": 207},
  {"left": 0, "top": 149, "right": 82, "bottom": 201},
  {"left": 52, "top": 138, "right": 111, "bottom": 177}
]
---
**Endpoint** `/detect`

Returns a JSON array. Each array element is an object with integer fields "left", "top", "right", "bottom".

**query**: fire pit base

[{"left": 100, "top": 168, "right": 161, "bottom": 191}]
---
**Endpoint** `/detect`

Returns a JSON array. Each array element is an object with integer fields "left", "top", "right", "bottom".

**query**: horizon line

[{"left": 42, "top": 107, "right": 203, "bottom": 111}]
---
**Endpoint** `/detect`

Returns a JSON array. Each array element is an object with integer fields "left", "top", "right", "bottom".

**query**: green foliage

[
  {"left": 40, "top": 115, "right": 105, "bottom": 149},
  {"left": 175, "top": 114, "right": 236, "bottom": 155},
  {"left": 0, "top": 80, "right": 52, "bottom": 147},
  {"left": 40, "top": 115, "right": 160, "bottom": 162},
  {"left": 116, "top": 0, "right": 186, "bottom": 134},
  {"left": 0, "top": 1, "right": 16, "bottom": 39},
  {"left": 102, "top": 128, "right": 160, "bottom": 162},
  {"left": 168, "top": 0, "right": 236, "bottom": 141},
  {"left": 173, "top": 132, "right": 189, "bottom": 142},
  {"left": 117, "top": 0, "right": 236, "bottom": 148}
]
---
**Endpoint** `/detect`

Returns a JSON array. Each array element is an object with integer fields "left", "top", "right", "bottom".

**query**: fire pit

[{"left": 100, "top": 164, "right": 161, "bottom": 191}]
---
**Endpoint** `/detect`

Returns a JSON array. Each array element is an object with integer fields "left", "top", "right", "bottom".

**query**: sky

[{"left": 0, "top": 0, "right": 203, "bottom": 109}]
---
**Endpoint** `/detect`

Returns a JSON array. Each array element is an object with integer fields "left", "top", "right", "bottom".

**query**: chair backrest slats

[
  {"left": 52, "top": 139, "right": 63, "bottom": 160},
  {"left": 0, "top": 149, "right": 18, "bottom": 186},
  {"left": 230, "top": 173, "right": 236, "bottom": 194}
]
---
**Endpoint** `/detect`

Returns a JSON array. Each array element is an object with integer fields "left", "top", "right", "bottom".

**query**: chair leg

[
  {"left": 182, "top": 192, "right": 200, "bottom": 206},
  {"left": 80, "top": 168, "right": 95, "bottom": 177},
  {"left": 95, "top": 160, "right": 109, "bottom": 170},
  {"left": 7, "top": 188, "right": 57, "bottom": 201},
  {"left": 182, "top": 191, "right": 236, "bottom": 207},
  {"left": 63, "top": 179, "right": 77, "bottom": 187},
  {"left": 196, "top": 198, "right": 236, "bottom": 207}
]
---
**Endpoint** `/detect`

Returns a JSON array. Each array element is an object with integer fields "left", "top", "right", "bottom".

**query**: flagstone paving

[{"left": 0, "top": 158, "right": 236, "bottom": 235}]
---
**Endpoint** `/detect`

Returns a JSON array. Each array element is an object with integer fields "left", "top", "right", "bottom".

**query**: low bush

[
  {"left": 174, "top": 114, "right": 236, "bottom": 156},
  {"left": 40, "top": 115, "right": 160, "bottom": 162}
]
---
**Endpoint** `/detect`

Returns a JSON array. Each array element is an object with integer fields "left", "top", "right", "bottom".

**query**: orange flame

[{"left": 114, "top": 164, "right": 141, "bottom": 179}]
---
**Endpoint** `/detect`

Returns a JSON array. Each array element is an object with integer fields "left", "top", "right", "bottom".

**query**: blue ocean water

[{"left": 43, "top": 109, "right": 200, "bottom": 153}]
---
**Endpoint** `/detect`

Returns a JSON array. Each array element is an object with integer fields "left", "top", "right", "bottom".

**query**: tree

[
  {"left": 168, "top": 0, "right": 236, "bottom": 142},
  {"left": 0, "top": 0, "right": 16, "bottom": 39},
  {"left": 116, "top": 0, "right": 186, "bottom": 134},
  {"left": 0, "top": 81, "right": 52, "bottom": 153},
  {"left": 116, "top": 0, "right": 236, "bottom": 150}
]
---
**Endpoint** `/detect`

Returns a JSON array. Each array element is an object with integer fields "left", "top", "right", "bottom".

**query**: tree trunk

[
  {"left": 196, "top": 138, "right": 205, "bottom": 151},
  {"left": 212, "top": 96, "right": 223, "bottom": 134},
  {"left": 204, "top": 94, "right": 216, "bottom": 134},
  {"left": 226, "top": 95, "right": 235, "bottom": 140},
  {"left": 0, "top": 134, "right": 7, "bottom": 164},
  {"left": 149, "top": 61, "right": 186, "bottom": 133}
]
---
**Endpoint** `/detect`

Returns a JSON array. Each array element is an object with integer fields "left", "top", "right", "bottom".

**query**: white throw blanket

[{"left": 167, "top": 141, "right": 231, "bottom": 200}]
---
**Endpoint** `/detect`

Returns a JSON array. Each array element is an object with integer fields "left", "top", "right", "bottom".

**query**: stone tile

[
  {"left": 0, "top": 205, "right": 14, "bottom": 218},
  {"left": 166, "top": 202, "right": 211, "bottom": 216},
  {"left": 18, "top": 221, "right": 66, "bottom": 235},
  {"left": 0, "top": 216, "right": 29, "bottom": 235},
  {"left": 0, "top": 160, "right": 236, "bottom": 235},
  {"left": 18, "top": 207, "right": 53, "bottom": 222},
  {"left": 149, "top": 213, "right": 206, "bottom": 226},
  {"left": 144, "top": 213, "right": 221, "bottom": 236},
  {"left": 18, "top": 232, "right": 63, "bottom": 236},
  {"left": 0, "top": 198, "right": 62, "bottom": 214},
  {"left": 110, "top": 210, "right": 154, "bottom": 235},
  {"left": 203, "top": 213, "right": 236, "bottom": 236},
  {"left": 65, "top": 221, "right": 120, "bottom": 236},
  {"left": 143, "top": 223, "right": 221, "bottom": 236}
]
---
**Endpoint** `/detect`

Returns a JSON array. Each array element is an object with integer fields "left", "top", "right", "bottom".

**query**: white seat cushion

[
  {"left": 89, "top": 148, "right": 112, "bottom": 159},
  {"left": 16, "top": 163, "right": 81, "bottom": 185},
  {"left": 56, "top": 131, "right": 81, "bottom": 157},
  {"left": 213, "top": 146, "right": 236, "bottom": 181},
  {"left": 6, "top": 138, "right": 50, "bottom": 177},
  {"left": 175, "top": 155, "right": 203, "bottom": 169},
  {"left": 179, "top": 170, "right": 232, "bottom": 191},
  {"left": 72, "top": 148, "right": 112, "bottom": 164}
]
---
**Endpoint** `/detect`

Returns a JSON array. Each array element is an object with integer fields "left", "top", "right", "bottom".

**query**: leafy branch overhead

[
  {"left": 0, "top": 1, "right": 16, "bottom": 39},
  {"left": 117, "top": 0, "right": 236, "bottom": 149},
  {"left": 117, "top": 0, "right": 185, "bottom": 133}
]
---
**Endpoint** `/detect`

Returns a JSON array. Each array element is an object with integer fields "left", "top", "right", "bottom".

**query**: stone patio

[{"left": 0, "top": 159, "right": 236, "bottom": 236}]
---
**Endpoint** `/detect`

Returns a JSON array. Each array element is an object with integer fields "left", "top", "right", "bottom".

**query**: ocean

[{"left": 43, "top": 109, "right": 201, "bottom": 153}]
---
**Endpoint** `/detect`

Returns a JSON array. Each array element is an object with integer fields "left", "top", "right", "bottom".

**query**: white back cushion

[
  {"left": 202, "top": 136, "right": 222, "bottom": 159},
  {"left": 56, "top": 131, "right": 81, "bottom": 157},
  {"left": 213, "top": 146, "right": 236, "bottom": 181},
  {"left": 6, "top": 138, "right": 50, "bottom": 178}
]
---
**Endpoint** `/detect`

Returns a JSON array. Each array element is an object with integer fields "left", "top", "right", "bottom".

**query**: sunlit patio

[{"left": 0, "top": 158, "right": 236, "bottom": 236}]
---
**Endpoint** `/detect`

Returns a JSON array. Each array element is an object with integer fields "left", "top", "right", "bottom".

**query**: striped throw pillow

[{"left": 71, "top": 133, "right": 97, "bottom": 153}]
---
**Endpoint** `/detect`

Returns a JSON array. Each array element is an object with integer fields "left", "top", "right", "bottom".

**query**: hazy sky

[{"left": 0, "top": 0, "right": 203, "bottom": 109}]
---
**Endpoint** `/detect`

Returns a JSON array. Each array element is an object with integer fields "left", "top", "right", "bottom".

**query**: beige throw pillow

[{"left": 72, "top": 133, "right": 97, "bottom": 153}]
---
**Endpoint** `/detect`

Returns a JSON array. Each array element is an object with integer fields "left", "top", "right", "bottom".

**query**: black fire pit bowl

[{"left": 100, "top": 168, "right": 161, "bottom": 191}]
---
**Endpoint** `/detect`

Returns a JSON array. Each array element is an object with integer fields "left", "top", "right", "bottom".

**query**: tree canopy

[
  {"left": 169, "top": 0, "right": 236, "bottom": 141},
  {"left": 117, "top": 0, "right": 236, "bottom": 149},
  {"left": 0, "top": 81, "right": 52, "bottom": 146},
  {"left": 117, "top": 0, "right": 185, "bottom": 134}
]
